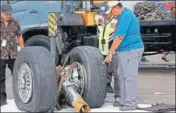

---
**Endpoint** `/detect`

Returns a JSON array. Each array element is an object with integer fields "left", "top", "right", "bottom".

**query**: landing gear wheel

[
  {"left": 69, "top": 46, "right": 106, "bottom": 108},
  {"left": 25, "top": 35, "right": 59, "bottom": 65},
  {"left": 13, "top": 47, "right": 57, "bottom": 112}
]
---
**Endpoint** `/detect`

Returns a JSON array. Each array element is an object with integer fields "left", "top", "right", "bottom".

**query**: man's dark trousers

[
  {"left": 0, "top": 58, "right": 15, "bottom": 102},
  {"left": 107, "top": 53, "right": 120, "bottom": 97}
]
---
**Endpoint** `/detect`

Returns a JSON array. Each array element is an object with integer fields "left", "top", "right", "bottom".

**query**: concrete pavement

[
  {"left": 1, "top": 99, "right": 152, "bottom": 112},
  {"left": 1, "top": 53, "right": 175, "bottom": 112},
  {"left": 139, "top": 52, "right": 175, "bottom": 68}
]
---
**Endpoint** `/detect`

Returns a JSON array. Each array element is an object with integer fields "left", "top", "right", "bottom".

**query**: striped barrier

[{"left": 48, "top": 12, "right": 58, "bottom": 36}]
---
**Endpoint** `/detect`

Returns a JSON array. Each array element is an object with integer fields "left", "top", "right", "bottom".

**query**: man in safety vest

[{"left": 95, "top": 1, "right": 120, "bottom": 100}]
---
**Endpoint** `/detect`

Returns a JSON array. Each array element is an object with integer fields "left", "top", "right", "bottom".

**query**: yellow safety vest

[{"left": 95, "top": 14, "right": 118, "bottom": 55}]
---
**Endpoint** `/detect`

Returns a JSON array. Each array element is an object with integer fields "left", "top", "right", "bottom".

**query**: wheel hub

[
  {"left": 18, "top": 63, "right": 33, "bottom": 104},
  {"left": 69, "top": 62, "right": 86, "bottom": 96},
  {"left": 19, "top": 77, "right": 25, "bottom": 89}
]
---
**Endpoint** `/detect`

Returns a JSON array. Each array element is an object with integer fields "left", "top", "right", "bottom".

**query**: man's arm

[
  {"left": 109, "top": 36, "right": 124, "bottom": 55},
  {"left": 18, "top": 35, "right": 24, "bottom": 48},
  {"left": 104, "top": 36, "right": 123, "bottom": 63},
  {"left": 15, "top": 21, "right": 24, "bottom": 49}
]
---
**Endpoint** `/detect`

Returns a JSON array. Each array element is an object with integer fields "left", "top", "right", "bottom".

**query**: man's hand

[
  {"left": 104, "top": 53, "right": 112, "bottom": 63},
  {"left": 18, "top": 35, "right": 24, "bottom": 49}
]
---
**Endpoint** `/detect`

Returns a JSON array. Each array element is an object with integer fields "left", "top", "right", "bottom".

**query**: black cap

[{"left": 1, "top": 3, "right": 13, "bottom": 14}]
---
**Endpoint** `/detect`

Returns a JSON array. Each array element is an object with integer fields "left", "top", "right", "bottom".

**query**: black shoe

[
  {"left": 106, "top": 84, "right": 114, "bottom": 93},
  {"left": 141, "top": 57, "right": 149, "bottom": 62},
  {"left": 113, "top": 98, "right": 122, "bottom": 107},
  {"left": 0, "top": 100, "right": 7, "bottom": 106},
  {"left": 161, "top": 56, "right": 169, "bottom": 62},
  {"left": 113, "top": 101, "right": 123, "bottom": 107}
]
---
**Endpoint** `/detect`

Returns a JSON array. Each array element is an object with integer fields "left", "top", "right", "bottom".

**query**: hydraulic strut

[{"left": 56, "top": 63, "right": 90, "bottom": 113}]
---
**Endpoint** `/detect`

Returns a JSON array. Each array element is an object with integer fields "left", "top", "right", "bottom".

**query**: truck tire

[
  {"left": 12, "top": 47, "right": 57, "bottom": 112},
  {"left": 25, "top": 35, "right": 59, "bottom": 65},
  {"left": 69, "top": 46, "right": 106, "bottom": 108}
]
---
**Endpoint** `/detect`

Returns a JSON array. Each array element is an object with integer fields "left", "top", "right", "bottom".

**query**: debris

[
  {"left": 134, "top": 2, "right": 170, "bottom": 21},
  {"left": 154, "top": 92, "right": 165, "bottom": 95},
  {"left": 137, "top": 103, "right": 176, "bottom": 112}
]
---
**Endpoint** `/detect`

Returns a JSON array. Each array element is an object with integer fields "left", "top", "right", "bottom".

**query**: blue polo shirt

[{"left": 113, "top": 8, "right": 144, "bottom": 52}]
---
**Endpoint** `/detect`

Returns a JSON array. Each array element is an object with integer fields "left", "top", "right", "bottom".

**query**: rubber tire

[
  {"left": 69, "top": 46, "right": 106, "bottom": 108},
  {"left": 25, "top": 35, "right": 59, "bottom": 65},
  {"left": 12, "top": 47, "right": 57, "bottom": 112}
]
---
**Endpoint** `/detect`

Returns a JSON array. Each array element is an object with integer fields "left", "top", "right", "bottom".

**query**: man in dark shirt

[{"left": 0, "top": 3, "right": 24, "bottom": 106}]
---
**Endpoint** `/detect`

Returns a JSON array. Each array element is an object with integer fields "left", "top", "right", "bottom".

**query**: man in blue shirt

[{"left": 104, "top": 1, "right": 144, "bottom": 111}]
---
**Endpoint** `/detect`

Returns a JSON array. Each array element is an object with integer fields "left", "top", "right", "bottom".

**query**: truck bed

[{"left": 140, "top": 20, "right": 176, "bottom": 26}]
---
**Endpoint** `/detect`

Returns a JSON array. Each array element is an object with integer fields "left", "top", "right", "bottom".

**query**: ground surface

[{"left": 1, "top": 53, "right": 175, "bottom": 112}]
